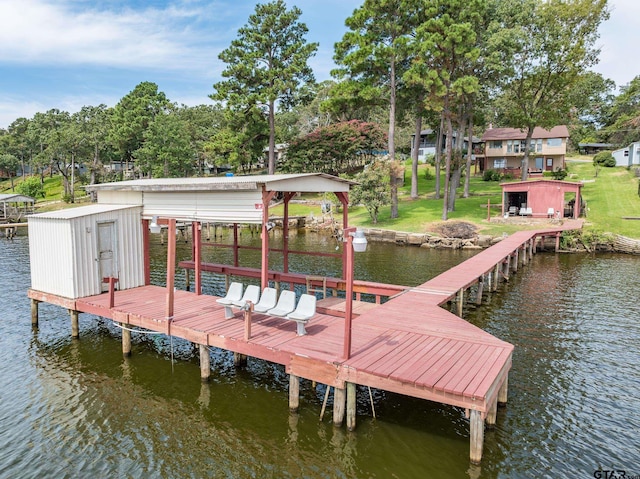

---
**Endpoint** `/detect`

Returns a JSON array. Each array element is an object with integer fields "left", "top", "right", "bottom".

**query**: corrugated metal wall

[
  {"left": 28, "top": 206, "right": 144, "bottom": 299},
  {"left": 143, "top": 191, "right": 263, "bottom": 223},
  {"left": 29, "top": 219, "right": 75, "bottom": 298}
]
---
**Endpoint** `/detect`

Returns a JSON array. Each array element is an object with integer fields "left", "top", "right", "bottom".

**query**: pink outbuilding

[{"left": 501, "top": 179, "right": 583, "bottom": 219}]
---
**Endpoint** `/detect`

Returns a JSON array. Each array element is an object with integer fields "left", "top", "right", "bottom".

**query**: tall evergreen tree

[{"left": 212, "top": 0, "right": 318, "bottom": 175}]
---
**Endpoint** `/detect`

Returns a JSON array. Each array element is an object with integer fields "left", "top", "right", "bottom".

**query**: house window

[
  {"left": 491, "top": 140, "right": 502, "bottom": 149},
  {"left": 547, "top": 138, "right": 562, "bottom": 147},
  {"left": 506, "top": 140, "right": 513, "bottom": 153},
  {"left": 493, "top": 158, "right": 506, "bottom": 168},
  {"left": 537, "top": 139, "right": 543, "bottom": 152}
]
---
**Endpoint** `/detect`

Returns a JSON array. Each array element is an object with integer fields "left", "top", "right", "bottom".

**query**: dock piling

[
  {"left": 485, "top": 399, "right": 498, "bottom": 428},
  {"left": 122, "top": 327, "right": 131, "bottom": 356},
  {"left": 199, "top": 344, "right": 210, "bottom": 382},
  {"left": 346, "top": 382, "right": 357, "bottom": 431},
  {"left": 31, "top": 299, "right": 39, "bottom": 328},
  {"left": 333, "top": 387, "right": 346, "bottom": 426},
  {"left": 498, "top": 376, "right": 509, "bottom": 406},
  {"left": 469, "top": 409, "right": 484, "bottom": 465},
  {"left": 70, "top": 310, "right": 79, "bottom": 338},
  {"left": 289, "top": 374, "right": 300, "bottom": 412}
]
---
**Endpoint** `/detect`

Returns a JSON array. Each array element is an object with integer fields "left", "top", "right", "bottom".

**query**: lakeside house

[{"left": 482, "top": 126, "right": 569, "bottom": 176}]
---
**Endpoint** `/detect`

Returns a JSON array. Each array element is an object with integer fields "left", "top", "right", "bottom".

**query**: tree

[
  {"left": 283, "top": 120, "right": 387, "bottom": 175},
  {"left": 350, "top": 161, "right": 391, "bottom": 224},
  {"left": 493, "top": 0, "right": 609, "bottom": 180},
  {"left": 176, "top": 104, "right": 224, "bottom": 176},
  {"left": 408, "top": 0, "right": 485, "bottom": 219},
  {"left": 133, "top": 111, "right": 194, "bottom": 178},
  {"left": 110, "top": 82, "right": 170, "bottom": 175},
  {"left": 602, "top": 76, "right": 640, "bottom": 146},
  {"left": 212, "top": 0, "right": 318, "bottom": 175},
  {"left": 0, "top": 153, "right": 19, "bottom": 190},
  {"left": 334, "top": 0, "right": 420, "bottom": 218},
  {"left": 73, "top": 105, "right": 113, "bottom": 197},
  {"left": 204, "top": 106, "right": 268, "bottom": 174}
]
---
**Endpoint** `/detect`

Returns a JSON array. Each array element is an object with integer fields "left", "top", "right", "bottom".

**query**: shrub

[
  {"left": 593, "top": 150, "right": 615, "bottom": 167},
  {"left": 551, "top": 168, "right": 568, "bottom": 180},
  {"left": 483, "top": 169, "right": 501, "bottom": 182},
  {"left": 16, "top": 176, "right": 45, "bottom": 199}
]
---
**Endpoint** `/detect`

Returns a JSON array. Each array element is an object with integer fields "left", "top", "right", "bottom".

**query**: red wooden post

[
  {"left": 244, "top": 302, "right": 253, "bottom": 341},
  {"left": 233, "top": 223, "right": 239, "bottom": 267},
  {"left": 261, "top": 189, "right": 276, "bottom": 290},
  {"left": 343, "top": 227, "right": 355, "bottom": 360},
  {"left": 194, "top": 221, "right": 202, "bottom": 295},
  {"left": 142, "top": 219, "right": 151, "bottom": 285},
  {"left": 103, "top": 277, "right": 118, "bottom": 308},
  {"left": 166, "top": 219, "right": 176, "bottom": 320}
]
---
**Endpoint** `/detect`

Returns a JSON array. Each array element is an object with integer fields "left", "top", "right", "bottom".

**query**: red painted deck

[{"left": 28, "top": 222, "right": 582, "bottom": 416}]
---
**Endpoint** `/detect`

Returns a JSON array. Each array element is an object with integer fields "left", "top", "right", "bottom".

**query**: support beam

[
  {"left": 122, "top": 327, "right": 131, "bottom": 357},
  {"left": 233, "top": 352, "right": 247, "bottom": 367},
  {"left": 485, "top": 399, "right": 498, "bottom": 428},
  {"left": 469, "top": 409, "right": 484, "bottom": 465},
  {"left": 31, "top": 298, "right": 39, "bottom": 328},
  {"left": 346, "top": 382, "right": 357, "bottom": 431},
  {"left": 492, "top": 263, "right": 500, "bottom": 291},
  {"left": 166, "top": 219, "right": 176, "bottom": 321},
  {"left": 456, "top": 288, "right": 464, "bottom": 317},
  {"left": 503, "top": 257, "right": 510, "bottom": 281},
  {"left": 555, "top": 232, "right": 561, "bottom": 252},
  {"left": 142, "top": 219, "right": 151, "bottom": 285},
  {"left": 194, "top": 221, "right": 202, "bottom": 295},
  {"left": 512, "top": 249, "right": 519, "bottom": 272},
  {"left": 498, "top": 376, "right": 509, "bottom": 406},
  {"left": 199, "top": 344, "right": 210, "bottom": 382},
  {"left": 476, "top": 276, "right": 484, "bottom": 305},
  {"left": 333, "top": 387, "right": 346, "bottom": 426},
  {"left": 70, "top": 309, "right": 79, "bottom": 338},
  {"left": 289, "top": 374, "right": 300, "bottom": 413}
]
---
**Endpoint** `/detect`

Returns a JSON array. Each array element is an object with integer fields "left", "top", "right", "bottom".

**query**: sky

[{"left": 0, "top": 0, "right": 636, "bottom": 130}]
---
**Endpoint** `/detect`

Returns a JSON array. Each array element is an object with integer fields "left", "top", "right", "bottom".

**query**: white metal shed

[{"left": 28, "top": 204, "right": 145, "bottom": 299}]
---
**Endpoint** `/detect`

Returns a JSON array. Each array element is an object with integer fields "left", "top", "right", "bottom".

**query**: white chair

[
  {"left": 254, "top": 287, "right": 278, "bottom": 313},
  {"left": 232, "top": 284, "right": 260, "bottom": 309},
  {"left": 216, "top": 282, "right": 243, "bottom": 319},
  {"left": 266, "top": 290, "right": 296, "bottom": 317},
  {"left": 547, "top": 207, "right": 555, "bottom": 218},
  {"left": 286, "top": 294, "right": 317, "bottom": 336},
  {"left": 216, "top": 282, "right": 243, "bottom": 305},
  {"left": 525, "top": 207, "right": 533, "bottom": 216}
]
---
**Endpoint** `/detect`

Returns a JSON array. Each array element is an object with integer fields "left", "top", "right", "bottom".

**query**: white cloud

[{"left": 0, "top": 0, "right": 223, "bottom": 73}]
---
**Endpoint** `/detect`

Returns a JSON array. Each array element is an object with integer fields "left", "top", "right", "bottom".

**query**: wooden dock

[{"left": 28, "top": 221, "right": 582, "bottom": 464}]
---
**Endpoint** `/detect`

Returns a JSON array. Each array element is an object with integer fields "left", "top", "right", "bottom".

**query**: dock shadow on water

[{"left": 1, "top": 233, "right": 639, "bottom": 478}]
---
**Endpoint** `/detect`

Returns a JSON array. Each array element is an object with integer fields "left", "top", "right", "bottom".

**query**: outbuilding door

[{"left": 97, "top": 221, "right": 117, "bottom": 292}]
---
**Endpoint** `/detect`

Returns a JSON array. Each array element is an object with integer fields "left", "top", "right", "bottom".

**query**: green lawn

[
  {"left": 568, "top": 160, "right": 640, "bottom": 237},
  {"left": 3, "top": 160, "right": 639, "bottom": 238}
]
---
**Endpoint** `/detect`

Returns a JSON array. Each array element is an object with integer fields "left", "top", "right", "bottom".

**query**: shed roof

[
  {"left": 500, "top": 179, "right": 582, "bottom": 190},
  {"left": 29, "top": 204, "right": 140, "bottom": 220},
  {"left": 482, "top": 126, "right": 569, "bottom": 141},
  {"left": 84, "top": 173, "right": 355, "bottom": 193},
  {"left": 0, "top": 193, "right": 35, "bottom": 203}
]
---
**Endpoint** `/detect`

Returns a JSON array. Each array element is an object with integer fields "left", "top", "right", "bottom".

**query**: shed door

[{"left": 98, "top": 221, "right": 117, "bottom": 292}]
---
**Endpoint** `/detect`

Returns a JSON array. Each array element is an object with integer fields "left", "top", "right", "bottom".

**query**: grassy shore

[{"left": 2, "top": 157, "right": 639, "bottom": 238}]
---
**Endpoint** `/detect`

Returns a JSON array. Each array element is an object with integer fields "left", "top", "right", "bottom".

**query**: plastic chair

[
  {"left": 216, "top": 282, "right": 243, "bottom": 305},
  {"left": 266, "top": 290, "right": 296, "bottom": 317},
  {"left": 216, "top": 282, "right": 244, "bottom": 319},
  {"left": 286, "top": 294, "right": 317, "bottom": 336},
  {"left": 232, "top": 284, "right": 260, "bottom": 309},
  {"left": 254, "top": 287, "right": 278, "bottom": 313}
]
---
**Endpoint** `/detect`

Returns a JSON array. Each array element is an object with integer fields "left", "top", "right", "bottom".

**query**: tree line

[{"left": 1, "top": 0, "right": 635, "bottom": 220}]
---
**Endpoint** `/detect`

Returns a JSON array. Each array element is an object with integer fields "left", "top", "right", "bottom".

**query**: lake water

[{"left": 1, "top": 231, "right": 639, "bottom": 478}]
